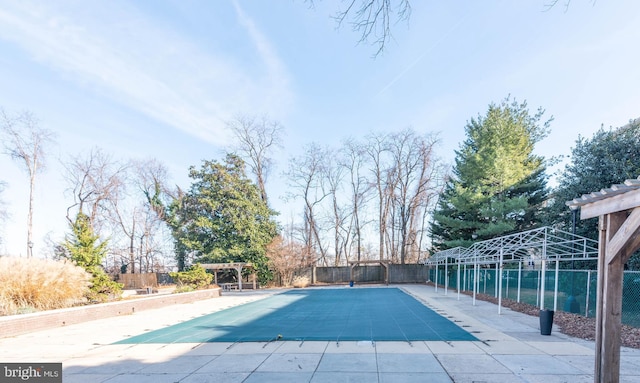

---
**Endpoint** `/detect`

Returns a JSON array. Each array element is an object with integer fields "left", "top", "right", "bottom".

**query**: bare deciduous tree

[
  {"left": 0, "top": 181, "right": 8, "bottom": 247},
  {"left": 386, "top": 129, "right": 441, "bottom": 263},
  {"left": 133, "top": 158, "right": 174, "bottom": 219},
  {"left": 227, "top": 114, "right": 283, "bottom": 204},
  {"left": 130, "top": 158, "right": 177, "bottom": 273},
  {"left": 63, "top": 148, "right": 127, "bottom": 231},
  {"left": 266, "top": 234, "right": 311, "bottom": 286},
  {"left": 324, "top": 149, "right": 351, "bottom": 265},
  {"left": 364, "top": 132, "right": 393, "bottom": 260},
  {"left": 1, "top": 110, "right": 56, "bottom": 257},
  {"left": 333, "top": 0, "right": 411, "bottom": 56},
  {"left": 340, "top": 138, "right": 372, "bottom": 262},
  {"left": 285, "top": 143, "right": 330, "bottom": 265}
]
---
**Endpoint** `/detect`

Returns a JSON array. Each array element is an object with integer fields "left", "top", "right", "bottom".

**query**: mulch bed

[{"left": 466, "top": 291, "right": 640, "bottom": 349}]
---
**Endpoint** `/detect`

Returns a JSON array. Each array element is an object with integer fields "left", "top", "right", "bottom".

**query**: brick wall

[{"left": 0, "top": 288, "right": 221, "bottom": 338}]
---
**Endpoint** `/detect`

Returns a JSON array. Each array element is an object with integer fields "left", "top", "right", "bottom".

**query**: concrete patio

[{"left": 1, "top": 284, "right": 639, "bottom": 382}]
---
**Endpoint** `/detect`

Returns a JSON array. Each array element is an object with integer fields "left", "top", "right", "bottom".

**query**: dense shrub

[
  {"left": 0, "top": 257, "right": 91, "bottom": 315},
  {"left": 169, "top": 264, "right": 213, "bottom": 291},
  {"left": 85, "top": 271, "right": 123, "bottom": 303},
  {"left": 292, "top": 275, "right": 310, "bottom": 288},
  {"left": 61, "top": 212, "right": 122, "bottom": 302}
]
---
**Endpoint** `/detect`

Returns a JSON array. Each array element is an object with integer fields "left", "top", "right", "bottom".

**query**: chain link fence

[{"left": 430, "top": 267, "right": 640, "bottom": 328}]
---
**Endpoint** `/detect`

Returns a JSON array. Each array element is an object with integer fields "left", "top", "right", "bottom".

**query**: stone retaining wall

[{"left": 0, "top": 288, "right": 221, "bottom": 338}]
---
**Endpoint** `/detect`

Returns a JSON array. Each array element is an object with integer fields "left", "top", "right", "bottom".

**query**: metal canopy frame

[
  {"left": 425, "top": 226, "right": 599, "bottom": 267},
  {"left": 423, "top": 226, "right": 599, "bottom": 313}
]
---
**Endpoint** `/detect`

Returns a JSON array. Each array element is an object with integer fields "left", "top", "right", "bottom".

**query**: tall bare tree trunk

[
  {"left": 27, "top": 172, "right": 35, "bottom": 257},
  {"left": 1, "top": 110, "right": 55, "bottom": 258}
]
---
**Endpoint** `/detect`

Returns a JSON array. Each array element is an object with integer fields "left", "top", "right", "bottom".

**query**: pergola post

[
  {"left": 382, "top": 262, "right": 389, "bottom": 285},
  {"left": 348, "top": 260, "right": 391, "bottom": 285},
  {"left": 567, "top": 177, "right": 640, "bottom": 383},
  {"left": 595, "top": 211, "right": 627, "bottom": 382},
  {"left": 200, "top": 263, "right": 255, "bottom": 291},
  {"left": 235, "top": 266, "right": 243, "bottom": 291}
]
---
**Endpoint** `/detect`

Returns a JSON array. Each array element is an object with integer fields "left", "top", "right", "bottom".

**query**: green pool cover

[{"left": 116, "top": 288, "right": 477, "bottom": 344}]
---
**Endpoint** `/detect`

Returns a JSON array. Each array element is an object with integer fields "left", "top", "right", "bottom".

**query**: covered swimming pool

[{"left": 116, "top": 287, "right": 477, "bottom": 344}]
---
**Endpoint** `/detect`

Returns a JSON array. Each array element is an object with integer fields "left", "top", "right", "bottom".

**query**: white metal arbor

[{"left": 423, "top": 226, "right": 599, "bottom": 314}]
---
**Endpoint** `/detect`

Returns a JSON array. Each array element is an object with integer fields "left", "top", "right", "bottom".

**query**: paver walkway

[{"left": 1, "top": 285, "right": 639, "bottom": 382}]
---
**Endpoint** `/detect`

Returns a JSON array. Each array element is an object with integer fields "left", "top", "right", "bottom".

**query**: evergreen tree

[
  {"left": 63, "top": 212, "right": 122, "bottom": 302},
  {"left": 549, "top": 119, "right": 640, "bottom": 268},
  {"left": 431, "top": 97, "right": 551, "bottom": 250},
  {"left": 169, "top": 154, "right": 278, "bottom": 282}
]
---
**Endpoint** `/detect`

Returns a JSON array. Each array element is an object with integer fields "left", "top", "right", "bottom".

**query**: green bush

[
  {"left": 61, "top": 212, "right": 123, "bottom": 302},
  {"left": 0, "top": 257, "right": 91, "bottom": 315},
  {"left": 173, "top": 285, "right": 196, "bottom": 294},
  {"left": 86, "top": 268, "right": 123, "bottom": 303},
  {"left": 170, "top": 264, "right": 213, "bottom": 291}
]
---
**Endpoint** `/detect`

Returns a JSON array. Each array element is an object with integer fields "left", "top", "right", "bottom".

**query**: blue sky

[{"left": 1, "top": 0, "right": 639, "bottom": 257}]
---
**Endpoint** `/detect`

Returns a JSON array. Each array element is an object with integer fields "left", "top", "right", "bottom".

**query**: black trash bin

[{"left": 539, "top": 309, "right": 554, "bottom": 335}]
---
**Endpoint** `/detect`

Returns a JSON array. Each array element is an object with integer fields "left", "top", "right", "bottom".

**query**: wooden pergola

[
  {"left": 567, "top": 176, "right": 640, "bottom": 383},
  {"left": 200, "top": 262, "right": 257, "bottom": 291},
  {"left": 348, "top": 260, "right": 391, "bottom": 285}
]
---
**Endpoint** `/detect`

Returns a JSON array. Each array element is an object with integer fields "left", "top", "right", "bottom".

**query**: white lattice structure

[
  {"left": 425, "top": 226, "right": 599, "bottom": 267},
  {"left": 423, "top": 226, "right": 599, "bottom": 313}
]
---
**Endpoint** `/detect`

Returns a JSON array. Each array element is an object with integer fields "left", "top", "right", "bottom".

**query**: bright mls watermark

[{"left": 0, "top": 363, "right": 61, "bottom": 383}]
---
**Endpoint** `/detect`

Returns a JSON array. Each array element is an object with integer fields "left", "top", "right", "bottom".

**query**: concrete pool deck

[{"left": 1, "top": 284, "right": 640, "bottom": 382}]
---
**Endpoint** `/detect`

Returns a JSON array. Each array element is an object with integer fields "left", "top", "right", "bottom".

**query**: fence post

[
  {"left": 536, "top": 269, "right": 540, "bottom": 307},
  {"left": 586, "top": 270, "right": 591, "bottom": 317},
  {"left": 498, "top": 248, "right": 503, "bottom": 315},
  {"left": 540, "top": 260, "right": 547, "bottom": 310},
  {"left": 457, "top": 258, "right": 461, "bottom": 300},
  {"left": 495, "top": 264, "right": 499, "bottom": 298},
  {"left": 473, "top": 259, "right": 478, "bottom": 306},
  {"left": 463, "top": 264, "right": 467, "bottom": 292},
  {"left": 445, "top": 258, "right": 448, "bottom": 295},
  {"left": 517, "top": 261, "right": 522, "bottom": 303},
  {"left": 505, "top": 270, "right": 509, "bottom": 300},
  {"left": 554, "top": 258, "right": 559, "bottom": 312},
  {"left": 484, "top": 269, "right": 487, "bottom": 295}
]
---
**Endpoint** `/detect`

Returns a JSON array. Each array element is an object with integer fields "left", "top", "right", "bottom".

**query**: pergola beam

[
  {"left": 348, "top": 260, "right": 390, "bottom": 285},
  {"left": 605, "top": 207, "right": 640, "bottom": 265},
  {"left": 200, "top": 263, "right": 257, "bottom": 291},
  {"left": 579, "top": 186, "right": 640, "bottom": 219}
]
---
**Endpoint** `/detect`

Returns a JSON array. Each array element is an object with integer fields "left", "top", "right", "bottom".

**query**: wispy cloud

[
  {"left": 376, "top": 12, "right": 469, "bottom": 97},
  {"left": 232, "top": 0, "right": 293, "bottom": 115},
  {"left": 0, "top": 1, "right": 292, "bottom": 145}
]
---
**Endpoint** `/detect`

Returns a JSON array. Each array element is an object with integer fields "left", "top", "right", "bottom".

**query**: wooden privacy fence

[
  {"left": 309, "top": 264, "right": 429, "bottom": 284},
  {"left": 117, "top": 273, "right": 158, "bottom": 289}
]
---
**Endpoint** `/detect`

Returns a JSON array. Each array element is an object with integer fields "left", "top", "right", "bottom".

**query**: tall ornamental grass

[{"left": 0, "top": 257, "right": 91, "bottom": 316}]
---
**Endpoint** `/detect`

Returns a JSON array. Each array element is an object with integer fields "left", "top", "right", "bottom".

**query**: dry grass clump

[
  {"left": 0, "top": 257, "right": 91, "bottom": 316},
  {"left": 292, "top": 275, "right": 310, "bottom": 288}
]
